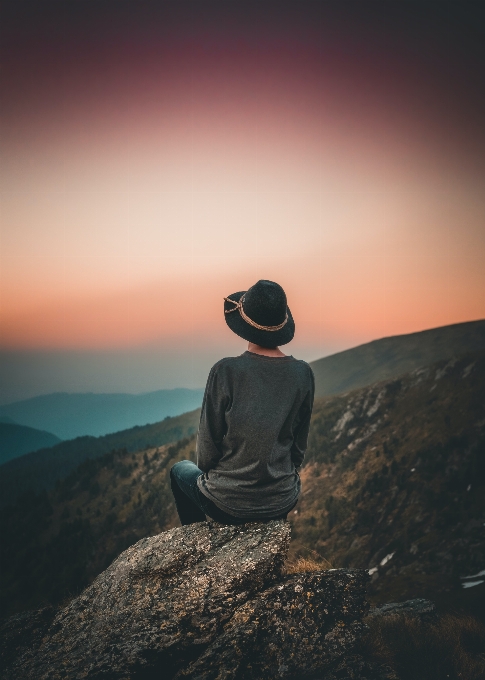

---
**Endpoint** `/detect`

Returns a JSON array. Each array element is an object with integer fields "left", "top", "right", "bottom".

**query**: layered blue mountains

[
  {"left": 0, "top": 388, "right": 204, "bottom": 442},
  {"left": 0, "top": 418, "right": 62, "bottom": 465}
]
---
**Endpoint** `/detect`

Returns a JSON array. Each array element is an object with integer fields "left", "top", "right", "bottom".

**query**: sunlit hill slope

[
  {"left": 310, "top": 319, "right": 485, "bottom": 397},
  {"left": 2, "top": 351, "right": 484, "bottom": 621},
  {"left": 293, "top": 351, "right": 485, "bottom": 618}
]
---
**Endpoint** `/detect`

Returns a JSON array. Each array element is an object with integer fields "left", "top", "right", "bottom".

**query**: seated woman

[{"left": 170, "top": 279, "right": 315, "bottom": 525}]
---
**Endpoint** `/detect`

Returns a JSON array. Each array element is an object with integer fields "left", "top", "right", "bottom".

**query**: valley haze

[
  {"left": 1, "top": 319, "right": 484, "bottom": 441},
  {"left": 0, "top": 388, "right": 204, "bottom": 440}
]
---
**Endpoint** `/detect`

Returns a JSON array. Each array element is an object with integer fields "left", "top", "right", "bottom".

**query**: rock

[
  {"left": 367, "top": 598, "right": 437, "bottom": 623},
  {"left": 0, "top": 606, "right": 55, "bottom": 672},
  {"left": 3, "top": 520, "right": 370, "bottom": 679},
  {"left": 174, "top": 570, "right": 369, "bottom": 679}
]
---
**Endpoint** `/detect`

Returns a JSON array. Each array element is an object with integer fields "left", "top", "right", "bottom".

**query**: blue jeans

[{"left": 170, "top": 460, "right": 291, "bottom": 526}]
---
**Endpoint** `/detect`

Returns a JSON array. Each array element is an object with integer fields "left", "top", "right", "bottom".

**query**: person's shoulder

[
  {"left": 291, "top": 357, "right": 314, "bottom": 374},
  {"left": 290, "top": 357, "right": 315, "bottom": 387},
  {"left": 209, "top": 355, "right": 244, "bottom": 374}
]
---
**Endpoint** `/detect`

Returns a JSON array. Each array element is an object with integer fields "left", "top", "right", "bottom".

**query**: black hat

[{"left": 223, "top": 280, "right": 295, "bottom": 347}]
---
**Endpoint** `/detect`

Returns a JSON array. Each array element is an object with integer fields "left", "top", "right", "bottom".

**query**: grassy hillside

[
  {"left": 0, "top": 408, "right": 200, "bottom": 507},
  {"left": 292, "top": 350, "right": 485, "bottom": 619},
  {"left": 1, "top": 351, "right": 483, "bottom": 622},
  {"left": 0, "top": 436, "right": 196, "bottom": 617},
  {"left": 0, "top": 422, "right": 61, "bottom": 465},
  {"left": 310, "top": 318, "right": 485, "bottom": 397},
  {"left": 0, "top": 388, "right": 204, "bottom": 439}
]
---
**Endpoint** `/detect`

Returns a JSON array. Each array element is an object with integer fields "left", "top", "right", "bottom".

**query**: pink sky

[{"left": 0, "top": 2, "right": 484, "bottom": 399}]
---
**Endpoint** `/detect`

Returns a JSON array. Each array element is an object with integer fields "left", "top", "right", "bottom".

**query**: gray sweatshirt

[{"left": 196, "top": 351, "right": 314, "bottom": 519}]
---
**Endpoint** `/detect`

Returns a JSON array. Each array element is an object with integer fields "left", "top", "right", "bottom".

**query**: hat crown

[{"left": 243, "top": 280, "right": 287, "bottom": 327}]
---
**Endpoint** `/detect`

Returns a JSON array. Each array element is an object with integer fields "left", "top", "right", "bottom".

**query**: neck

[{"left": 247, "top": 342, "right": 286, "bottom": 357}]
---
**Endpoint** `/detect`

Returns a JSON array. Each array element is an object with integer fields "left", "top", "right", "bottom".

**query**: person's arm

[
  {"left": 196, "top": 363, "right": 229, "bottom": 473},
  {"left": 290, "top": 367, "right": 315, "bottom": 469}
]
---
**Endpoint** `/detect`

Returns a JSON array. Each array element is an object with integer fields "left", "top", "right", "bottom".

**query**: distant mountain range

[
  {"left": 2, "top": 350, "right": 483, "bottom": 620},
  {"left": 0, "top": 421, "right": 62, "bottom": 465},
  {"left": 0, "top": 388, "right": 204, "bottom": 440},
  {"left": 310, "top": 319, "right": 485, "bottom": 397},
  {"left": 0, "top": 408, "right": 201, "bottom": 507},
  {"left": 2, "top": 319, "right": 484, "bottom": 488},
  {"left": 1, "top": 320, "right": 483, "bottom": 444}
]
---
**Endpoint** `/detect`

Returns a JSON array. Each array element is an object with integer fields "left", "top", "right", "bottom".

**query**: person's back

[
  {"left": 170, "top": 279, "right": 314, "bottom": 525},
  {"left": 197, "top": 351, "right": 314, "bottom": 519}
]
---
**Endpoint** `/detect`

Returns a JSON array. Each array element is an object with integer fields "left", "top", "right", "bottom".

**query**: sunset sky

[{"left": 1, "top": 1, "right": 484, "bottom": 402}]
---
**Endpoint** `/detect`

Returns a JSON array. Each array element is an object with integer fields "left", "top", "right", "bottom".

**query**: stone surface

[
  {"left": 173, "top": 569, "right": 369, "bottom": 679},
  {"left": 367, "top": 598, "right": 437, "bottom": 623},
  {"left": 0, "top": 606, "right": 55, "bottom": 672},
  {"left": 2, "top": 520, "right": 370, "bottom": 679}
]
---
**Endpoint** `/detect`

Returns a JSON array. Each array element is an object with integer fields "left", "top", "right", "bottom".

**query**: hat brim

[{"left": 224, "top": 291, "right": 295, "bottom": 347}]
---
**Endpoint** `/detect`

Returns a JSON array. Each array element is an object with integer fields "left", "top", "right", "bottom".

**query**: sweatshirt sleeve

[
  {"left": 196, "top": 363, "right": 229, "bottom": 473},
  {"left": 290, "top": 366, "right": 315, "bottom": 469}
]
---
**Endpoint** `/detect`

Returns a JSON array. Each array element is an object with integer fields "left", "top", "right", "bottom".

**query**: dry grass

[
  {"left": 285, "top": 553, "right": 333, "bottom": 574},
  {"left": 360, "top": 612, "right": 485, "bottom": 680}
]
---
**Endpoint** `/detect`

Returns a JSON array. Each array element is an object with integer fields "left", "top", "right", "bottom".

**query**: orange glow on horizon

[
  {"left": 2, "top": 251, "right": 484, "bottom": 351},
  {"left": 1, "top": 7, "right": 484, "bottom": 356}
]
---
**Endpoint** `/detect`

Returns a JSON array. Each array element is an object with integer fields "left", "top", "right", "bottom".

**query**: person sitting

[{"left": 170, "top": 279, "right": 315, "bottom": 525}]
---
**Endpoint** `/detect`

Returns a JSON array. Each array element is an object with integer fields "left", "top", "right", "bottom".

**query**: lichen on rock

[{"left": 2, "top": 520, "right": 370, "bottom": 679}]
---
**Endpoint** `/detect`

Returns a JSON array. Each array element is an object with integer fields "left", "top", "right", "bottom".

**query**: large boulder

[{"left": 2, "top": 520, "right": 370, "bottom": 679}]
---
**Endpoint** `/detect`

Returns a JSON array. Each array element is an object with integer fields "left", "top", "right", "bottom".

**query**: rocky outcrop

[
  {"left": 2, "top": 520, "right": 370, "bottom": 679},
  {"left": 0, "top": 606, "right": 56, "bottom": 673}
]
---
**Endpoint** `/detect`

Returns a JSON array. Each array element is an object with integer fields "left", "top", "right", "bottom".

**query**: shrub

[{"left": 360, "top": 613, "right": 485, "bottom": 680}]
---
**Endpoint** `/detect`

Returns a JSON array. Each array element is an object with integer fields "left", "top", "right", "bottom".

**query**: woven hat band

[{"left": 224, "top": 295, "right": 288, "bottom": 332}]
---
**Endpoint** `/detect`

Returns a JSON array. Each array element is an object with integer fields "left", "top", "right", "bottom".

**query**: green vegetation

[
  {"left": 0, "top": 408, "right": 200, "bottom": 507},
  {"left": 310, "top": 318, "right": 485, "bottom": 397}
]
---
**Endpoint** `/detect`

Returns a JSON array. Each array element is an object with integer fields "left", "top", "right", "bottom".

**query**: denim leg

[
  {"left": 170, "top": 460, "right": 207, "bottom": 525},
  {"left": 170, "top": 459, "right": 294, "bottom": 526}
]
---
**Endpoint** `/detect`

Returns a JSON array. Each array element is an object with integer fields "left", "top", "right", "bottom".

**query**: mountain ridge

[
  {"left": 2, "top": 350, "right": 483, "bottom": 621},
  {"left": 310, "top": 318, "right": 485, "bottom": 397},
  {"left": 2, "top": 320, "right": 483, "bottom": 443},
  {"left": 0, "top": 408, "right": 201, "bottom": 507},
  {"left": 0, "top": 422, "right": 62, "bottom": 466},
  {"left": 0, "top": 387, "right": 204, "bottom": 440}
]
